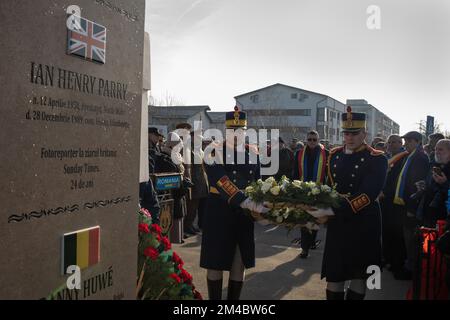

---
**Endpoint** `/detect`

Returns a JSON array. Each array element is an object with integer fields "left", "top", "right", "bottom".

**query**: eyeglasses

[{"left": 307, "top": 138, "right": 318, "bottom": 142}]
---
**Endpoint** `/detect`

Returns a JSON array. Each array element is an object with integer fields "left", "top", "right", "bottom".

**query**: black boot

[
  {"left": 227, "top": 280, "right": 244, "bottom": 300},
  {"left": 345, "top": 289, "right": 365, "bottom": 300},
  {"left": 207, "top": 279, "right": 223, "bottom": 300},
  {"left": 326, "top": 289, "right": 345, "bottom": 300}
]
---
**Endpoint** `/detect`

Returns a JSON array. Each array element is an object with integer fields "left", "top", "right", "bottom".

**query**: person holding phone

[{"left": 417, "top": 139, "right": 450, "bottom": 227}]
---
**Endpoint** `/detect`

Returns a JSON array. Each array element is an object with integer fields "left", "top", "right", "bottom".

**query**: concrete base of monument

[{"left": 173, "top": 225, "right": 411, "bottom": 300}]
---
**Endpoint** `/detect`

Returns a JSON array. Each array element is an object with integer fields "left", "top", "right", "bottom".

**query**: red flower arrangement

[
  {"left": 172, "top": 252, "right": 184, "bottom": 266},
  {"left": 161, "top": 236, "right": 171, "bottom": 251},
  {"left": 169, "top": 273, "right": 181, "bottom": 284},
  {"left": 179, "top": 269, "right": 193, "bottom": 283},
  {"left": 138, "top": 223, "right": 150, "bottom": 234},
  {"left": 137, "top": 208, "right": 202, "bottom": 300},
  {"left": 143, "top": 247, "right": 159, "bottom": 260},
  {"left": 193, "top": 290, "right": 203, "bottom": 300},
  {"left": 141, "top": 208, "right": 152, "bottom": 218},
  {"left": 151, "top": 224, "right": 162, "bottom": 235}
]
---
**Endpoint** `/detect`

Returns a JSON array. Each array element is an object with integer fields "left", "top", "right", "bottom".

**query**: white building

[
  {"left": 234, "top": 83, "right": 346, "bottom": 145},
  {"left": 346, "top": 99, "right": 400, "bottom": 144},
  {"left": 149, "top": 105, "right": 212, "bottom": 136},
  {"left": 207, "top": 111, "right": 227, "bottom": 134}
]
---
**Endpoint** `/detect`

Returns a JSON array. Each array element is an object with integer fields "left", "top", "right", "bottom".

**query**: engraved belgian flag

[{"left": 62, "top": 226, "right": 100, "bottom": 274}]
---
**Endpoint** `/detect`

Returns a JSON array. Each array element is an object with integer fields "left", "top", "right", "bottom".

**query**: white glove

[
  {"left": 240, "top": 198, "right": 270, "bottom": 214},
  {"left": 306, "top": 207, "right": 335, "bottom": 218}
]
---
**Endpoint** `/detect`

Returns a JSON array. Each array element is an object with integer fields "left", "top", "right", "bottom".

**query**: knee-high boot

[
  {"left": 326, "top": 289, "right": 345, "bottom": 300},
  {"left": 207, "top": 278, "right": 223, "bottom": 300},
  {"left": 345, "top": 289, "right": 365, "bottom": 300},
  {"left": 227, "top": 280, "right": 244, "bottom": 300}
]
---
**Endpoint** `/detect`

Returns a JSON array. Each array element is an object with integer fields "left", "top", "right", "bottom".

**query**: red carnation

[
  {"left": 138, "top": 223, "right": 149, "bottom": 234},
  {"left": 180, "top": 269, "right": 193, "bottom": 283},
  {"left": 143, "top": 247, "right": 159, "bottom": 260},
  {"left": 172, "top": 252, "right": 184, "bottom": 266},
  {"left": 155, "top": 234, "right": 161, "bottom": 242},
  {"left": 169, "top": 273, "right": 181, "bottom": 284},
  {"left": 151, "top": 224, "right": 162, "bottom": 235},
  {"left": 161, "top": 236, "right": 171, "bottom": 251},
  {"left": 140, "top": 208, "right": 152, "bottom": 218},
  {"left": 194, "top": 290, "right": 203, "bottom": 300}
]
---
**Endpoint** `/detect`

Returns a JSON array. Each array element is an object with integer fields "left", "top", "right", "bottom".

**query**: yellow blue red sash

[{"left": 297, "top": 145, "right": 326, "bottom": 183}]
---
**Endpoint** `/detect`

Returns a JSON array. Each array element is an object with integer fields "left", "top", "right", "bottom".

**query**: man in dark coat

[
  {"left": 139, "top": 179, "right": 160, "bottom": 224},
  {"left": 393, "top": 131, "right": 430, "bottom": 278},
  {"left": 417, "top": 139, "right": 450, "bottom": 226},
  {"left": 200, "top": 107, "right": 269, "bottom": 300},
  {"left": 184, "top": 130, "right": 210, "bottom": 235},
  {"left": 292, "top": 130, "right": 329, "bottom": 258},
  {"left": 310, "top": 107, "right": 388, "bottom": 300},
  {"left": 274, "top": 137, "right": 294, "bottom": 180},
  {"left": 379, "top": 134, "right": 409, "bottom": 279}
]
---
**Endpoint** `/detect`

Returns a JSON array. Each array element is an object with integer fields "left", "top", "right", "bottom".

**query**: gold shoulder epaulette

[{"left": 330, "top": 146, "right": 344, "bottom": 155}]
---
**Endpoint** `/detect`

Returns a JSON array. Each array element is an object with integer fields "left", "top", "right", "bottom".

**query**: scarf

[
  {"left": 394, "top": 148, "right": 418, "bottom": 205},
  {"left": 297, "top": 145, "right": 326, "bottom": 183}
]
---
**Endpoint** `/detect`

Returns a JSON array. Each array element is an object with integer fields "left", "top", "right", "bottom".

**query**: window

[
  {"left": 247, "top": 109, "right": 311, "bottom": 116},
  {"left": 329, "top": 111, "right": 335, "bottom": 119},
  {"left": 250, "top": 94, "right": 259, "bottom": 103},
  {"left": 317, "top": 108, "right": 325, "bottom": 121},
  {"left": 291, "top": 93, "right": 298, "bottom": 99},
  {"left": 298, "top": 93, "right": 308, "bottom": 101}
]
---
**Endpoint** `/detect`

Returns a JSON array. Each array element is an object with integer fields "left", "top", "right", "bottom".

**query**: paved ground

[{"left": 173, "top": 223, "right": 411, "bottom": 300}]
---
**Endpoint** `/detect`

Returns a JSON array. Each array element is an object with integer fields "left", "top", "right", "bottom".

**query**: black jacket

[
  {"left": 417, "top": 162, "right": 450, "bottom": 226},
  {"left": 399, "top": 148, "right": 430, "bottom": 214}
]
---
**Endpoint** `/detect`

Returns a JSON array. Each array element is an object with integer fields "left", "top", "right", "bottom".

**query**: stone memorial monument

[{"left": 0, "top": 0, "right": 146, "bottom": 299}]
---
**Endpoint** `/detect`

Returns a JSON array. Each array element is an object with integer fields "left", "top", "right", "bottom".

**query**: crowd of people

[
  {"left": 141, "top": 124, "right": 210, "bottom": 243},
  {"left": 139, "top": 108, "right": 450, "bottom": 300}
]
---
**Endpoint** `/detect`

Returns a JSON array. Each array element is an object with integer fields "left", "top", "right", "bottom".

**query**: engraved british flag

[{"left": 67, "top": 16, "right": 106, "bottom": 64}]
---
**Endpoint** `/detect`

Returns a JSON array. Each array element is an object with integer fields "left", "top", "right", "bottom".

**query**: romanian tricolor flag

[
  {"left": 62, "top": 226, "right": 100, "bottom": 274},
  {"left": 297, "top": 145, "right": 327, "bottom": 184}
]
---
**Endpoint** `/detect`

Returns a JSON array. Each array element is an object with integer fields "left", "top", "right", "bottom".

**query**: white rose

[
  {"left": 279, "top": 175, "right": 290, "bottom": 184},
  {"left": 321, "top": 185, "right": 331, "bottom": 192},
  {"left": 261, "top": 183, "right": 271, "bottom": 194},
  {"left": 292, "top": 180, "right": 302, "bottom": 188},
  {"left": 257, "top": 179, "right": 263, "bottom": 185},
  {"left": 245, "top": 186, "right": 254, "bottom": 194},
  {"left": 306, "top": 181, "right": 316, "bottom": 189},
  {"left": 311, "top": 187, "right": 320, "bottom": 195},
  {"left": 265, "top": 177, "right": 276, "bottom": 185},
  {"left": 270, "top": 186, "right": 280, "bottom": 196}
]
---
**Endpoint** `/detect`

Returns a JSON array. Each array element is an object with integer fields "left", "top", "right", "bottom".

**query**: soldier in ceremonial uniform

[
  {"left": 200, "top": 107, "right": 269, "bottom": 300},
  {"left": 309, "top": 107, "right": 388, "bottom": 300}
]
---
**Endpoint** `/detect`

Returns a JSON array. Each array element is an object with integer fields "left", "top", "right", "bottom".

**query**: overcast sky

[{"left": 145, "top": 0, "right": 450, "bottom": 134}]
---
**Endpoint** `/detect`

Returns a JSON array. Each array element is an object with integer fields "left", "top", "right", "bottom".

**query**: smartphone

[{"left": 433, "top": 167, "right": 443, "bottom": 176}]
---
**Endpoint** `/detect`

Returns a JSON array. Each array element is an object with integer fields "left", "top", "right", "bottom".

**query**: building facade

[
  {"left": 148, "top": 105, "right": 211, "bottom": 138},
  {"left": 234, "top": 83, "right": 346, "bottom": 145},
  {"left": 346, "top": 99, "right": 400, "bottom": 143}
]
